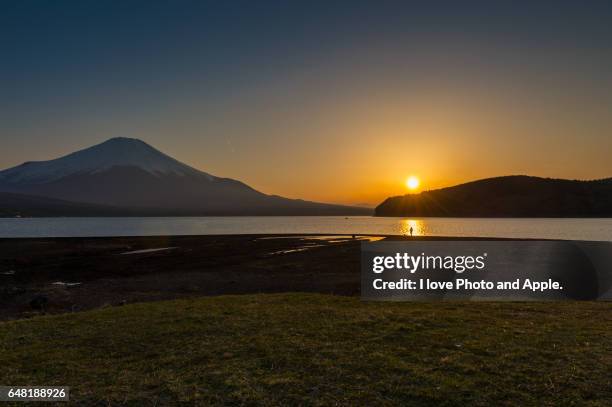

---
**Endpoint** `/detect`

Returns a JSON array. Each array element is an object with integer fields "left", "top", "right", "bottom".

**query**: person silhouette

[{"left": 409, "top": 226, "right": 414, "bottom": 236}]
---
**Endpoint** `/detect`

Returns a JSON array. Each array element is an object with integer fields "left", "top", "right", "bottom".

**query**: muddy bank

[
  {"left": 0, "top": 234, "right": 529, "bottom": 320},
  {"left": 0, "top": 235, "right": 381, "bottom": 320}
]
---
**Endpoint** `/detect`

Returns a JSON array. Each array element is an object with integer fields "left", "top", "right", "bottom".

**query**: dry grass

[{"left": 1, "top": 294, "right": 611, "bottom": 406}]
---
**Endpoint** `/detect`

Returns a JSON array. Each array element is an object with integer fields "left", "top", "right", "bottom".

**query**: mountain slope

[
  {"left": 375, "top": 176, "right": 612, "bottom": 217},
  {"left": 0, "top": 138, "right": 370, "bottom": 216},
  {"left": 0, "top": 192, "right": 136, "bottom": 217}
]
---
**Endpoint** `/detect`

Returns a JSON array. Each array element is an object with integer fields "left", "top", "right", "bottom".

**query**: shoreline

[
  {"left": 0, "top": 234, "right": 604, "bottom": 321},
  {"left": 0, "top": 234, "right": 365, "bottom": 320},
  {"left": 0, "top": 233, "right": 567, "bottom": 241}
]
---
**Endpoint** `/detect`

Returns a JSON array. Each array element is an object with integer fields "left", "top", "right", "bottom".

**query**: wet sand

[{"left": 0, "top": 234, "right": 516, "bottom": 320}]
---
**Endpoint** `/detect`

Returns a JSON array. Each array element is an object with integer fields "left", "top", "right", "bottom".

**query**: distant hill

[
  {"left": 375, "top": 176, "right": 612, "bottom": 217},
  {"left": 0, "top": 192, "right": 134, "bottom": 217},
  {"left": 0, "top": 138, "right": 370, "bottom": 216}
]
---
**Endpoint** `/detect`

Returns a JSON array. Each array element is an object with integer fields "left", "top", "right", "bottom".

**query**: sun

[{"left": 406, "top": 176, "right": 420, "bottom": 190}]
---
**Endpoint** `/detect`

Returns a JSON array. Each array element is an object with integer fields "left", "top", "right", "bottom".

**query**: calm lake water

[{"left": 1, "top": 216, "right": 611, "bottom": 241}]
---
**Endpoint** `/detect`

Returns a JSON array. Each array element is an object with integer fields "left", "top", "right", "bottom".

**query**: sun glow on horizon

[{"left": 406, "top": 176, "right": 420, "bottom": 191}]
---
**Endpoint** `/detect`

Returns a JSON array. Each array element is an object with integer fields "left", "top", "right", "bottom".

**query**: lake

[{"left": 1, "top": 216, "right": 611, "bottom": 241}]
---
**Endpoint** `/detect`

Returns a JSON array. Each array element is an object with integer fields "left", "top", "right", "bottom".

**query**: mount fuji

[{"left": 0, "top": 138, "right": 370, "bottom": 216}]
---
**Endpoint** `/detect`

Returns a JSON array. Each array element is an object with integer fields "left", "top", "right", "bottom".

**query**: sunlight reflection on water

[
  {"left": 1, "top": 216, "right": 612, "bottom": 241},
  {"left": 399, "top": 219, "right": 425, "bottom": 236}
]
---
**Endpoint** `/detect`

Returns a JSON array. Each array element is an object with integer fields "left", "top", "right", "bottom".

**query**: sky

[{"left": 2, "top": 1, "right": 612, "bottom": 206}]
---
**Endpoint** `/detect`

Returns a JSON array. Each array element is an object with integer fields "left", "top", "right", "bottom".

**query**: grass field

[{"left": 1, "top": 294, "right": 611, "bottom": 406}]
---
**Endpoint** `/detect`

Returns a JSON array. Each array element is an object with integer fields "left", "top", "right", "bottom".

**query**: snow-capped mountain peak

[
  {"left": 0, "top": 137, "right": 370, "bottom": 215},
  {"left": 0, "top": 137, "right": 214, "bottom": 184}
]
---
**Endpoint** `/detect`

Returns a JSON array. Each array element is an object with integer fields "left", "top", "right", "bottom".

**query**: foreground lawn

[{"left": 1, "top": 294, "right": 611, "bottom": 406}]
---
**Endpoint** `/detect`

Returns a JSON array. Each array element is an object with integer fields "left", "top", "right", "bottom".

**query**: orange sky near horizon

[
  {"left": 3, "top": 77, "right": 612, "bottom": 208},
  {"left": 164, "top": 80, "right": 612, "bottom": 206}
]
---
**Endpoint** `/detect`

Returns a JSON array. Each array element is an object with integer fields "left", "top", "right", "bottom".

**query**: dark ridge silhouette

[
  {"left": 375, "top": 176, "right": 612, "bottom": 217},
  {"left": 0, "top": 192, "right": 134, "bottom": 217},
  {"left": 0, "top": 189, "right": 371, "bottom": 217}
]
